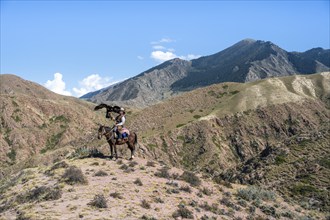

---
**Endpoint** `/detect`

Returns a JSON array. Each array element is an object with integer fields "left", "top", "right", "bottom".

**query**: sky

[{"left": 1, "top": 0, "right": 329, "bottom": 97}]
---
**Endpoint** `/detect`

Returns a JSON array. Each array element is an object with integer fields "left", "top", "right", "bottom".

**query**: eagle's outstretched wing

[{"left": 94, "top": 103, "right": 109, "bottom": 111}]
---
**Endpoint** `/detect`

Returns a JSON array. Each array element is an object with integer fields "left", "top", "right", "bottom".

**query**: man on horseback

[{"left": 113, "top": 107, "right": 126, "bottom": 141}]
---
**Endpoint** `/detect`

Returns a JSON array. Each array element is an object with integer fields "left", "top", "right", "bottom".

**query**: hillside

[
  {"left": 0, "top": 157, "right": 325, "bottom": 219},
  {"left": 124, "top": 72, "right": 330, "bottom": 212},
  {"left": 0, "top": 74, "right": 105, "bottom": 175},
  {"left": 0, "top": 73, "right": 329, "bottom": 217},
  {"left": 86, "top": 39, "right": 330, "bottom": 108}
]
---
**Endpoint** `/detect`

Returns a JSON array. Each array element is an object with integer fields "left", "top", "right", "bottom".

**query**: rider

[{"left": 113, "top": 107, "right": 126, "bottom": 140}]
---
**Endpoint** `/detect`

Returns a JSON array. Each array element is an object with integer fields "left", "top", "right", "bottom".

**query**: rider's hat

[{"left": 120, "top": 107, "right": 125, "bottom": 113}]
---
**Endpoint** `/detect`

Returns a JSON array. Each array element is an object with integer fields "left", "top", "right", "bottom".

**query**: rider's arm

[{"left": 116, "top": 116, "right": 125, "bottom": 126}]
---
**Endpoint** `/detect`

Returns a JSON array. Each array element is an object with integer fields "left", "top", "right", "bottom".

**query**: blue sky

[{"left": 1, "top": 0, "right": 329, "bottom": 97}]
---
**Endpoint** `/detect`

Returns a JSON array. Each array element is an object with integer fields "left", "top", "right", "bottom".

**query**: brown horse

[{"left": 97, "top": 125, "right": 137, "bottom": 160}]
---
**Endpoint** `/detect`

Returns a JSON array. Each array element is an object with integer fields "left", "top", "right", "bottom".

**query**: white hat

[{"left": 120, "top": 107, "right": 125, "bottom": 111}]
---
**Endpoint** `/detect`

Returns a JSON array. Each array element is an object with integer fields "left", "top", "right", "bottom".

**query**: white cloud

[
  {"left": 152, "top": 45, "right": 166, "bottom": 50},
  {"left": 179, "top": 54, "right": 202, "bottom": 60},
  {"left": 151, "top": 38, "right": 175, "bottom": 45},
  {"left": 137, "top": 55, "right": 144, "bottom": 60},
  {"left": 151, "top": 51, "right": 177, "bottom": 62},
  {"left": 72, "top": 74, "right": 120, "bottom": 97},
  {"left": 149, "top": 37, "right": 201, "bottom": 63},
  {"left": 151, "top": 50, "right": 201, "bottom": 63},
  {"left": 44, "top": 73, "right": 72, "bottom": 96}
]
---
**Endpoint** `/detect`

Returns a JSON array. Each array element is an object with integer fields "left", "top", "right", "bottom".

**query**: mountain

[
  {"left": 0, "top": 73, "right": 329, "bottom": 217},
  {"left": 0, "top": 74, "right": 105, "bottom": 175},
  {"left": 85, "top": 39, "right": 330, "bottom": 107},
  {"left": 125, "top": 72, "right": 330, "bottom": 212}
]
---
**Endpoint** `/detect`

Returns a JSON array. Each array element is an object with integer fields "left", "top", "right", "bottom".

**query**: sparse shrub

[
  {"left": 172, "top": 172, "right": 180, "bottom": 179},
  {"left": 141, "top": 215, "right": 157, "bottom": 220},
  {"left": 260, "top": 205, "right": 277, "bottom": 217},
  {"left": 129, "top": 161, "right": 138, "bottom": 167},
  {"left": 155, "top": 167, "right": 171, "bottom": 179},
  {"left": 88, "top": 194, "right": 107, "bottom": 208},
  {"left": 275, "top": 155, "right": 286, "bottom": 165},
  {"left": 166, "top": 181, "right": 178, "bottom": 187},
  {"left": 62, "top": 166, "right": 88, "bottom": 185},
  {"left": 16, "top": 186, "right": 62, "bottom": 203},
  {"left": 50, "top": 161, "right": 69, "bottom": 170},
  {"left": 146, "top": 161, "right": 156, "bottom": 167},
  {"left": 172, "top": 206, "right": 193, "bottom": 219},
  {"left": 224, "top": 191, "right": 232, "bottom": 198},
  {"left": 141, "top": 199, "right": 151, "bottom": 209},
  {"left": 119, "top": 164, "right": 129, "bottom": 170},
  {"left": 220, "top": 197, "right": 240, "bottom": 211},
  {"left": 180, "top": 185, "right": 192, "bottom": 193},
  {"left": 134, "top": 178, "right": 143, "bottom": 186},
  {"left": 249, "top": 205, "right": 256, "bottom": 214},
  {"left": 291, "top": 183, "right": 319, "bottom": 196},
  {"left": 180, "top": 171, "right": 201, "bottom": 187},
  {"left": 193, "top": 115, "right": 202, "bottom": 119},
  {"left": 237, "top": 186, "right": 276, "bottom": 201},
  {"left": 124, "top": 167, "right": 135, "bottom": 173},
  {"left": 199, "top": 202, "right": 219, "bottom": 214},
  {"left": 16, "top": 211, "right": 30, "bottom": 220},
  {"left": 166, "top": 188, "right": 180, "bottom": 194},
  {"left": 110, "top": 192, "right": 123, "bottom": 199},
  {"left": 201, "top": 187, "right": 213, "bottom": 196},
  {"left": 116, "top": 159, "right": 123, "bottom": 165},
  {"left": 230, "top": 90, "right": 240, "bottom": 95},
  {"left": 201, "top": 214, "right": 217, "bottom": 220},
  {"left": 176, "top": 123, "right": 186, "bottom": 128},
  {"left": 281, "top": 210, "right": 294, "bottom": 219},
  {"left": 237, "top": 199, "right": 247, "bottom": 207},
  {"left": 94, "top": 170, "right": 108, "bottom": 176},
  {"left": 90, "top": 162, "right": 99, "bottom": 166},
  {"left": 154, "top": 197, "right": 164, "bottom": 203}
]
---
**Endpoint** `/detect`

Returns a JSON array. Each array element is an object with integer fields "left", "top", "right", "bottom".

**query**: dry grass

[{"left": 61, "top": 166, "right": 88, "bottom": 185}]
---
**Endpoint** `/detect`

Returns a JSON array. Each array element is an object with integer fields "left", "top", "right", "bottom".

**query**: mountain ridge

[{"left": 84, "top": 39, "right": 330, "bottom": 108}]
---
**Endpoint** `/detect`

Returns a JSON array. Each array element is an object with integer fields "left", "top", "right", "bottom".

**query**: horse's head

[{"left": 97, "top": 125, "right": 106, "bottom": 139}]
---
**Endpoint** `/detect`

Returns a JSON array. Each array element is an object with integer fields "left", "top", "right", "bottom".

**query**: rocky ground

[{"left": 0, "top": 155, "right": 325, "bottom": 220}]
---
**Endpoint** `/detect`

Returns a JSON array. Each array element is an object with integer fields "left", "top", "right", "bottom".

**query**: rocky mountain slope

[
  {"left": 0, "top": 157, "right": 325, "bottom": 219},
  {"left": 86, "top": 39, "right": 330, "bottom": 108},
  {"left": 124, "top": 72, "right": 330, "bottom": 212},
  {"left": 0, "top": 74, "right": 105, "bottom": 175},
  {"left": 1, "top": 73, "right": 329, "bottom": 217}
]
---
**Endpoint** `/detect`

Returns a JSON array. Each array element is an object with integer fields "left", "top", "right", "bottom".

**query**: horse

[{"left": 97, "top": 125, "right": 137, "bottom": 160}]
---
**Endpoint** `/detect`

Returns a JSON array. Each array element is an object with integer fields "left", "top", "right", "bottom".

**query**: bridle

[{"left": 98, "top": 125, "right": 115, "bottom": 141}]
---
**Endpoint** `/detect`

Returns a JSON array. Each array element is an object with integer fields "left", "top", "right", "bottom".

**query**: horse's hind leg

[
  {"left": 114, "top": 145, "right": 118, "bottom": 160},
  {"left": 109, "top": 143, "right": 114, "bottom": 159},
  {"left": 128, "top": 144, "right": 135, "bottom": 160}
]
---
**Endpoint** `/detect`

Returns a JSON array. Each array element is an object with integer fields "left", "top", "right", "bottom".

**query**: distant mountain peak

[{"left": 83, "top": 39, "right": 330, "bottom": 108}]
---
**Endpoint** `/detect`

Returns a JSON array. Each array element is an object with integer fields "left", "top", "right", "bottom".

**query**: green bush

[
  {"left": 291, "top": 183, "right": 319, "bottom": 196},
  {"left": 16, "top": 186, "right": 62, "bottom": 203},
  {"left": 88, "top": 194, "right": 107, "bottom": 208},
  {"left": 141, "top": 199, "right": 151, "bottom": 209},
  {"left": 94, "top": 170, "right": 108, "bottom": 177},
  {"left": 61, "top": 166, "right": 88, "bottom": 185},
  {"left": 172, "top": 206, "right": 193, "bottom": 219},
  {"left": 237, "top": 186, "right": 276, "bottom": 201},
  {"left": 110, "top": 192, "right": 123, "bottom": 199},
  {"left": 193, "top": 115, "right": 201, "bottom": 119},
  {"left": 180, "top": 171, "right": 201, "bottom": 187},
  {"left": 155, "top": 167, "right": 171, "bottom": 179},
  {"left": 134, "top": 178, "right": 143, "bottom": 186}
]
